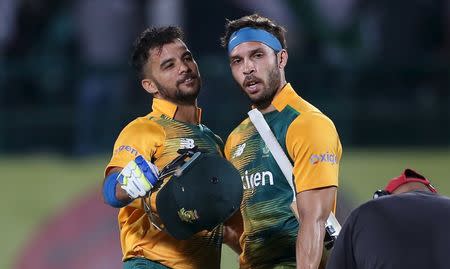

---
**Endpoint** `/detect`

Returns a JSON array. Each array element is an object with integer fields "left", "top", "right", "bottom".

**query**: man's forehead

[
  {"left": 230, "top": 41, "right": 271, "bottom": 57},
  {"left": 149, "top": 39, "right": 189, "bottom": 60}
]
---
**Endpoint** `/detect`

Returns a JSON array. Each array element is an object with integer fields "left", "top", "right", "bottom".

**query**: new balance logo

[
  {"left": 180, "top": 138, "right": 195, "bottom": 149},
  {"left": 232, "top": 143, "right": 246, "bottom": 158}
]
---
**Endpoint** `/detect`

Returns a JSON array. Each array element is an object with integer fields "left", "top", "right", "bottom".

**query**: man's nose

[
  {"left": 179, "top": 61, "right": 191, "bottom": 73},
  {"left": 243, "top": 59, "right": 255, "bottom": 75}
]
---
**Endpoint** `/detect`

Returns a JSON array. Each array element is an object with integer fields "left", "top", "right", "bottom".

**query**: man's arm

[{"left": 296, "top": 186, "right": 337, "bottom": 269}]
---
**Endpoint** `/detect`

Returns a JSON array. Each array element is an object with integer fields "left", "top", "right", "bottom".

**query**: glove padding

[{"left": 117, "top": 155, "right": 159, "bottom": 199}]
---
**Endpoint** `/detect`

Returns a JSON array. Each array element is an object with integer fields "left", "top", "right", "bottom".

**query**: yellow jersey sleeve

[
  {"left": 286, "top": 112, "right": 342, "bottom": 193},
  {"left": 105, "top": 117, "right": 165, "bottom": 175},
  {"left": 224, "top": 134, "right": 234, "bottom": 160}
]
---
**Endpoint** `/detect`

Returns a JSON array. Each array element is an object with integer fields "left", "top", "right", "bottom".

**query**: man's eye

[
  {"left": 163, "top": 63, "right": 174, "bottom": 69},
  {"left": 184, "top": 55, "right": 193, "bottom": 61},
  {"left": 254, "top": 53, "right": 263, "bottom": 58},
  {"left": 231, "top": 59, "right": 241, "bottom": 65}
]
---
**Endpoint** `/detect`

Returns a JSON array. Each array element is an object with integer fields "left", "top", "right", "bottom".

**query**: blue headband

[{"left": 227, "top": 27, "right": 282, "bottom": 54}]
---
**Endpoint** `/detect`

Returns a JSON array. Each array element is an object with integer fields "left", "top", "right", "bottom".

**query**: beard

[
  {"left": 154, "top": 75, "right": 201, "bottom": 105},
  {"left": 246, "top": 64, "right": 281, "bottom": 110}
]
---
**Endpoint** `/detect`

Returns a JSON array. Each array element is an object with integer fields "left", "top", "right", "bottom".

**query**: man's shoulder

[
  {"left": 347, "top": 196, "right": 400, "bottom": 220},
  {"left": 291, "top": 109, "right": 335, "bottom": 127},
  {"left": 280, "top": 91, "right": 333, "bottom": 126},
  {"left": 378, "top": 191, "right": 449, "bottom": 203},
  {"left": 199, "top": 124, "right": 224, "bottom": 145},
  {"left": 199, "top": 124, "right": 219, "bottom": 135},
  {"left": 283, "top": 89, "right": 321, "bottom": 114},
  {"left": 341, "top": 198, "right": 388, "bottom": 228},
  {"left": 349, "top": 192, "right": 450, "bottom": 227},
  {"left": 351, "top": 192, "right": 447, "bottom": 215},
  {"left": 400, "top": 191, "right": 450, "bottom": 207},
  {"left": 120, "top": 114, "right": 165, "bottom": 137},
  {"left": 228, "top": 117, "right": 252, "bottom": 137},
  {"left": 225, "top": 117, "right": 253, "bottom": 152},
  {"left": 286, "top": 110, "right": 338, "bottom": 142}
]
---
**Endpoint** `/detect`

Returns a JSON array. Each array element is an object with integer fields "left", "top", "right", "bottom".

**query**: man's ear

[
  {"left": 142, "top": 79, "right": 158, "bottom": 95},
  {"left": 278, "top": 49, "right": 288, "bottom": 69}
]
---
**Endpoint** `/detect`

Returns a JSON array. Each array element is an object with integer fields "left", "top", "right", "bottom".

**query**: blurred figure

[
  {"left": 73, "top": 0, "right": 142, "bottom": 155},
  {"left": 0, "top": 0, "right": 17, "bottom": 55},
  {"left": 356, "top": 0, "right": 445, "bottom": 63},
  {"left": 146, "top": 0, "right": 184, "bottom": 27},
  {"left": 327, "top": 169, "right": 450, "bottom": 269},
  {"left": 0, "top": 0, "right": 17, "bottom": 108},
  {"left": 221, "top": 14, "right": 342, "bottom": 269}
]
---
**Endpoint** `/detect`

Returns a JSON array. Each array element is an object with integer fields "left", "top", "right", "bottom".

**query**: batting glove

[{"left": 117, "top": 155, "right": 159, "bottom": 199}]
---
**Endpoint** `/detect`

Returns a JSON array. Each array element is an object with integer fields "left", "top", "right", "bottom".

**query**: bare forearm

[
  {"left": 296, "top": 220, "right": 326, "bottom": 269},
  {"left": 295, "top": 187, "right": 337, "bottom": 269}
]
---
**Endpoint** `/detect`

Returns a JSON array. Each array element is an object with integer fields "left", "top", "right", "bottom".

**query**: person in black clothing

[{"left": 326, "top": 168, "right": 450, "bottom": 269}]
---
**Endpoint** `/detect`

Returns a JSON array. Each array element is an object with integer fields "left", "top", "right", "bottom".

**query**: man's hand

[{"left": 117, "top": 155, "right": 159, "bottom": 199}]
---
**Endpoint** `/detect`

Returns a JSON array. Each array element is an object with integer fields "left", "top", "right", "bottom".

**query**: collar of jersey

[
  {"left": 151, "top": 98, "right": 202, "bottom": 123},
  {"left": 272, "top": 83, "right": 296, "bottom": 111}
]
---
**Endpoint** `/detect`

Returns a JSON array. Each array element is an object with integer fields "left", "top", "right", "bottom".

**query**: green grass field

[{"left": 1, "top": 148, "right": 449, "bottom": 269}]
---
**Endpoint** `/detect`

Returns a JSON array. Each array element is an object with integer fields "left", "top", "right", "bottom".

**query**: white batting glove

[{"left": 116, "top": 155, "right": 159, "bottom": 199}]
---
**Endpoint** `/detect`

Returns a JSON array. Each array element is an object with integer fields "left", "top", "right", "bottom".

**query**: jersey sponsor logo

[
  {"left": 114, "top": 145, "right": 139, "bottom": 156},
  {"left": 309, "top": 152, "right": 338, "bottom": 165},
  {"left": 241, "top": 170, "right": 274, "bottom": 189},
  {"left": 232, "top": 143, "right": 246, "bottom": 158},
  {"left": 179, "top": 138, "right": 195, "bottom": 149}
]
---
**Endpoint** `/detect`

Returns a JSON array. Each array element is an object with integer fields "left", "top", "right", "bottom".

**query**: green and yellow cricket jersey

[
  {"left": 105, "top": 98, "right": 224, "bottom": 269},
  {"left": 225, "top": 83, "right": 342, "bottom": 269}
]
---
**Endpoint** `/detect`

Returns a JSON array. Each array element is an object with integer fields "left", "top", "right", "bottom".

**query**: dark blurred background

[
  {"left": 1, "top": 0, "right": 449, "bottom": 155},
  {"left": 1, "top": 1, "right": 449, "bottom": 268}
]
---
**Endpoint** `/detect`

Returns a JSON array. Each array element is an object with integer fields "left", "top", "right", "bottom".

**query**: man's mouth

[
  {"left": 178, "top": 75, "right": 197, "bottom": 85},
  {"left": 244, "top": 78, "right": 262, "bottom": 93}
]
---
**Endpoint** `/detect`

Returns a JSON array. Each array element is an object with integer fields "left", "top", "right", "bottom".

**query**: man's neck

[
  {"left": 174, "top": 103, "right": 199, "bottom": 124},
  {"left": 258, "top": 104, "right": 276, "bottom": 114},
  {"left": 256, "top": 81, "right": 288, "bottom": 114}
]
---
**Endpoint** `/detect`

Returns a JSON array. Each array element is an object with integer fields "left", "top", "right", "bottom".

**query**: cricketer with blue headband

[{"left": 221, "top": 14, "right": 343, "bottom": 269}]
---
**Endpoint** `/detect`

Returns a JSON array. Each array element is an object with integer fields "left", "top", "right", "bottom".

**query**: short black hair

[
  {"left": 220, "top": 14, "right": 287, "bottom": 51},
  {"left": 131, "top": 26, "right": 184, "bottom": 79}
]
